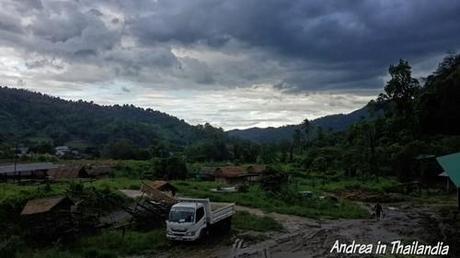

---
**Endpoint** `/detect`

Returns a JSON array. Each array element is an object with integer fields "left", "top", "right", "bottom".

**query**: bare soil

[{"left": 154, "top": 201, "right": 459, "bottom": 258}]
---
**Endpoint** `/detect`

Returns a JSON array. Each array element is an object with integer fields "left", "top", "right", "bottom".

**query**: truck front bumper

[{"left": 166, "top": 233, "right": 199, "bottom": 241}]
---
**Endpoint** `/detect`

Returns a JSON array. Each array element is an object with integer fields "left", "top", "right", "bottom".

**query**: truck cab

[
  {"left": 166, "top": 202, "right": 207, "bottom": 241},
  {"left": 166, "top": 198, "right": 234, "bottom": 241}
]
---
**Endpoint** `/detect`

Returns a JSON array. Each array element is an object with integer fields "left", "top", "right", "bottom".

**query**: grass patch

[
  {"left": 75, "top": 228, "right": 170, "bottom": 255},
  {"left": 295, "top": 176, "right": 400, "bottom": 193},
  {"left": 233, "top": 211, "right": 283, "bottom": 232},
  {"left": 18, "top": 249, "right": 82, "bottom": 258},
  {"left": 89, "top": 177, "right": 141, "bottom": 191},
  {"left": 172, "top": 180, "right": 369, "bottom": 219}
]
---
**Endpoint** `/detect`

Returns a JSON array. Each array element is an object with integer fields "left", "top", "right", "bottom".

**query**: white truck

[{"left": 166, "top": 198, "right": 235, "bottom": 241}]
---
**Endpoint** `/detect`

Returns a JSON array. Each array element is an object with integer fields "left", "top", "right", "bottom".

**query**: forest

[{"left": 2, "top": 54, "right": 459, "bottom": 182}]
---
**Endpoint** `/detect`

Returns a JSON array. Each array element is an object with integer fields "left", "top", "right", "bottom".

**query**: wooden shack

[
  {"left": 141, "top": 180, "right": 177, "bottom": 205},
  {"left": 21, "top": 196, "right": 74, "bottom": 216},
  {"left": 47, "top": 166, "right": 89, "bottom": 180},
  {"left": 21, "top": 196, "right": 75, "bottom": 240},
  {"left": 214, "top": 165, "right": 267, "bottom": 185},
  {"left": 246, "top": 165, "right": 267, "bottom": 182},
  {"left": 214, "top": 166, "right": 248, "bottom": 185}
]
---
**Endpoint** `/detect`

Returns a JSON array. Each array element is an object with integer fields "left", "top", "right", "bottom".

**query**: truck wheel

[
  {"left": 224, "top": 217, "right": 232, "bottom": 232},
  {"left": 199, "top": 228, "right": 209, "bottom": 239}
]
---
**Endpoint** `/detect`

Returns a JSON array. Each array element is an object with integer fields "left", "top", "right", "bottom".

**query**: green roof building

[
  {"left": 437, "top": 152, "right": 460, "bottom": 187},
  {"left": 437, "top": 152, "right": 460, "bottom": 209}
]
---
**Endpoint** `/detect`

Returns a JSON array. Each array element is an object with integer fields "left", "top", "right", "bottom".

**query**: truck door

[{"left": 196, "top": 207, "right": 205, "bottom": 225}]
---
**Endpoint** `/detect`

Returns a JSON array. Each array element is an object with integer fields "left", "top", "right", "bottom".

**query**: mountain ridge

[{"left": 227, "top": 104, "right": 376, "bottom": 143}]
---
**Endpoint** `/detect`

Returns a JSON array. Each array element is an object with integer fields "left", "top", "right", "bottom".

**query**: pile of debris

[{"left": 120, "top": 180, "right": 177, "bottom": 228}]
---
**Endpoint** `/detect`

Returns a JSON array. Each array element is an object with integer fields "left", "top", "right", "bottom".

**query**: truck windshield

[{"left": 169, "top": 207, "right": 195, "bottom": 223}]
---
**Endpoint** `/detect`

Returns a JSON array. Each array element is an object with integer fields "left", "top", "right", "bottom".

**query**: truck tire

[
  {"left": 199, "top": 227, "right": 209, "bottom": 239},
  {"left": 223, "top": 217, "right": 232, "bottom": 232}
]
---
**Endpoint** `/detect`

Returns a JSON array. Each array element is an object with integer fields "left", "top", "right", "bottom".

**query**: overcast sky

[{"left": 0, "top": 0, "right": 459, "bottom": 130}]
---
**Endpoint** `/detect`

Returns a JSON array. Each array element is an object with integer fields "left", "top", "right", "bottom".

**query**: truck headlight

[{"left": 186, "top": 231, "right": 195, "bottom": 236}]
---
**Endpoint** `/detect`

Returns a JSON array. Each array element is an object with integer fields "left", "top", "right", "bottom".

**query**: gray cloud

[
  {"left": 1, "top": 0, "right": 459, "bottom": 91},
  {"left": 0, "top": 0, "right": 459, "bottom": 128}
]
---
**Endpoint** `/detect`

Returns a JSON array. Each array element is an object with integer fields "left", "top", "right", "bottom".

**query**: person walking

[{"left": 374, "top": 203, "right": 384, "bottom": 221}]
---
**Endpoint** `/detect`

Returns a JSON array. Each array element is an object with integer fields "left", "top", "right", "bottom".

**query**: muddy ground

[{"left": 155, "top": 201, "right": 459, "bottom": 258}]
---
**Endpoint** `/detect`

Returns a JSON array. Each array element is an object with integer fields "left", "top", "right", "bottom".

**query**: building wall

[{"left": 215, "top": 177, "right": 245, "bottom": 185}]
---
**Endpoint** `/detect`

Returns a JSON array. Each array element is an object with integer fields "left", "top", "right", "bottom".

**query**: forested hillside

[{"left": 0, "top": 87, "right": 224, "bottom": 157}]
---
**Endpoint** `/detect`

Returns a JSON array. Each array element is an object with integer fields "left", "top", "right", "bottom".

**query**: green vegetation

[
  {"left": 172, "top": 181, "right": 369, "bottom": 219},
  {"left": 295, "top": 176, "right": 400, "bottom": 193},
  {"left": 0, "top": 182, "right": 67, "bottom": 224},
  {"left": 15, "top": 229, "right": 170, "bottom": 258},
  {"left": 233, "top": 211, "right": 283, "bottom": 232},
  {"left": 76, "top": 229, "right": 169, "bottom": 256}
]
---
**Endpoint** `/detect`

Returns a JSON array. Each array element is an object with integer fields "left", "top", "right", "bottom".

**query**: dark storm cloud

[
  {"left": 127, "top": 0, "right": 460, "bottom": 89},
  {"left": 1, "top": 0, "right": 459, "bottom": 92}
]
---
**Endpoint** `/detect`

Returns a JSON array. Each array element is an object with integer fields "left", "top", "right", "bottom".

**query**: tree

[
  {"left": 379, "top": 59, "right": 420, "bottom": 116},
  {"left": 292, "top": 128, "right": 303, "bottom": 156},
  {"left": 105, "top": 139, "right": 149, "bottom": 160},
  {"left": 152, "top": 155, "right": 188, "bottom": 180},
  {"left": 301, "top": 118, "right": 311, "bottom": 147},
  {"left": 416, "top": 54, "right": 460, "bottom": 135}
]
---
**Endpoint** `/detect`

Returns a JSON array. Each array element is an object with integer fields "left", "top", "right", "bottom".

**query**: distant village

[
  {"left": 12, "top": 145, "right": 84, "bottom": 160},
  {"left": 0, "top": 157, "right": 271, "bottom": 186},
  {"left": 2, "top": 145, "right": 272, "bottom": 185}
]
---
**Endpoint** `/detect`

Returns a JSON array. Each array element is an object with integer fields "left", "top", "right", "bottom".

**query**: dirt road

[
  {"left": 156, "top": 202, "right": 455, "bottom": 258},
  {"left": 231, "top": 203, "right": 449, "bottom": 258}
]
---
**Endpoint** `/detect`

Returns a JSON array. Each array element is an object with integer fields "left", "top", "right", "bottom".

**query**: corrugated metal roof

[
  {"left": 0, "top": 163, "right": 59, "bottom": 174},
  {"left": 437, "top": 152, "right": 460, "bottom": 187},
  {"left": 21, "top": 196, "right": 73, "bottom": 215}
]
